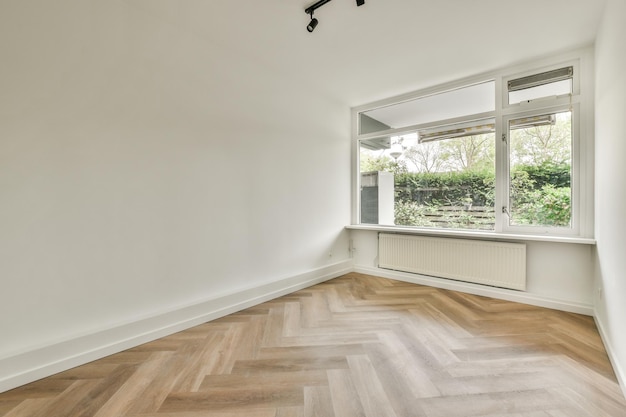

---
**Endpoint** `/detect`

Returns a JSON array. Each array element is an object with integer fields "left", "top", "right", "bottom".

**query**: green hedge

[
  {"left": 395, "top": 170, "right": 495, "bottom": 207},
  {"left": 392, "top": 163, "right": 571, "bottom": 227},
  {"left": 394, "top": 163, "right": 569, "bottom": 206}
]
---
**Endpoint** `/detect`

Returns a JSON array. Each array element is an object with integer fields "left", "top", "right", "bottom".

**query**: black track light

[
  {"left": 307, "top": 17, "right": 319, "bottom": 32},
  {"left": 304, "top": 0, "right": 364, "bottom": 33}
]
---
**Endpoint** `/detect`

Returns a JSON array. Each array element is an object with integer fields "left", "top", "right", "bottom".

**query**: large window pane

[
  {"left": 360, "top": 123, "right": 496, "bottom": 230},
  {"left": 508, "top": 110, "right": 572, "bottom": 228}
]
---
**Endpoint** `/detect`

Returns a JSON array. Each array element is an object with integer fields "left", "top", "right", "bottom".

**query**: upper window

[
  {"left": 359, "top": 81, "right": 495, "bottom": 135},
  {"left": 507, "top": 66, "right": 573, "bottom": 105},
  {"left": 353, "top": 56, "right": 590, "bottom": 238}
]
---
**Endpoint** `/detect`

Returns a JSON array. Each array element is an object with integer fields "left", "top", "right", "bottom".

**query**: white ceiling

[{"left": 130, "top": 0, "right": 607, "bottom": 107}]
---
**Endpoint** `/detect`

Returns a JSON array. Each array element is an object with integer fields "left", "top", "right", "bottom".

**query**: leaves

[{"left": 393, "top": 165, "right": 570, "bottom": 229}]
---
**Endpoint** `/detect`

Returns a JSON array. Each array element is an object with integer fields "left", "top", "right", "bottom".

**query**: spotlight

[
  {"left": 307, "top": 17, "right": 319, "bottom": 32},
  {"left": 304, "top": 0, "right": 362, "bottom": 33}
]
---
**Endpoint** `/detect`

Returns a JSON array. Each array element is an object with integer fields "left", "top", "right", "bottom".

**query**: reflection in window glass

[
  {"left": 509, "top": 79, "right": 572, "bottom": 105},
  {"left": 508, "top": 111, "right": 572, "bottom": 228},
  {"left": 359, "top": 81, "right": 495, "bottom": 135}
]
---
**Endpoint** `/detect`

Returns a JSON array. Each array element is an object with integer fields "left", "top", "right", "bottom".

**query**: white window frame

[
  {"left": 351, "top": 48, "right": 594, "bottom": 240},
  {"left": 501, "top": 104, "right": 580, "bottom": 236}
]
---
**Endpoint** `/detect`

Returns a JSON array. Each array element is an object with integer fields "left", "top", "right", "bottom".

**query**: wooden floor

[{"left": 1, "top": 273, "right": 625, "bottom": 417}]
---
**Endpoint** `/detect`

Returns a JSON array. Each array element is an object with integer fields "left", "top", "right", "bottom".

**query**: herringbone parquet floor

[{"left": 1, "top": 273, "right": 625, "bottom": 417}]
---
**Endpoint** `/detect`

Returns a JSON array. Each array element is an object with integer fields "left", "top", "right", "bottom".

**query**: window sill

[{"left": 345, "top": 224, "right": 596, "bottom": 245}]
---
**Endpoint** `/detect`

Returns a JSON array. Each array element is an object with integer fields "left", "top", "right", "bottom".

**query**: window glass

[
  {"left": 508, "top": 110, "right": 572, "bottom": 228},
  {"left": 359, "top": 81, "right": 495, "bottom": 135},
  {"left": 509, "top": 80, "right": 572, "bottom": 105},
  {"left": 360, "top": 120, "right": 496, "bottom": 230}
]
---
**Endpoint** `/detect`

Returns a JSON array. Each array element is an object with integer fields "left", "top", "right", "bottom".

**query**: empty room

[{"left": 1, "top": 0, "right": 625, "bottom": 416}]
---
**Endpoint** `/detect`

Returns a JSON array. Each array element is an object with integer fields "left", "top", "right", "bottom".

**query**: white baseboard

[
  {"left": 1, "top": 260, "right": 601, "bottom": 395},
  {"left": 0, "top": 260, "right": 353, "bottom": 394},
  {"left": 594, "top": 312, "right": 626, "bottom": 399},
  {"left": 354, "top": 266, "right": 594, "bottom": 316}
]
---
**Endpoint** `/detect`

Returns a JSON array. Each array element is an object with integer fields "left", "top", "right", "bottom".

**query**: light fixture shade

[
  {"left": 307, "top": 18, "right": 319, "bottom": 32},
  {"left": 389, "top": 140, "right": 403, "bottom": 160},
  {"left": 389, "top": 149, "right": 403, "bottom": 160}
]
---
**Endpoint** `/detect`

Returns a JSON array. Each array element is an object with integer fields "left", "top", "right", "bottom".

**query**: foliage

[
  {"left": 511, "top": 185, "right": 571, "bottom": 227},
  {"left": 395, "top": 169, "right": 496, "bottom": 207},
  {"left": 403, "top": 133, "right": 495, "bottom": 173},
  {"left": 394, "top": 200, "right": 435, "bottom": 227},
  {"left": 437, "top": 133, "right": 495, "bottom": 172},
  {"left": 360, "top": 154, "right": 408, "bottom": 175},
  {"left": 510, "top": 113, "right": 572, "bottom": 166},
  {"left": 509, "top": 164, "right": 571, "bottom": 227},
  {"left": 513, "top": 162, "right": 570, "bottom": 189},
  {"left": 441, "top": 211, "right": 479, "bottom": 229},
  {"left": 362, "top": 117, "right": 572, "bottom": 229},
  {"left": 403, "top": 142, "right": 446, "bottom": 173},
  {"left": 391, "top": 164, "right": 570, "bottom": 229}
]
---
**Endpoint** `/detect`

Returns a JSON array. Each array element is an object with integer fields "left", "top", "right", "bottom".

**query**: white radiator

[{"left": 378, "top": 233, "right": 526, "bottom": 290}]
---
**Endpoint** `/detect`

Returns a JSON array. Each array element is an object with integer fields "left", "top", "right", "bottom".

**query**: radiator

[{"left": 378, "top": 233, "right": 526, "bottom": 290}]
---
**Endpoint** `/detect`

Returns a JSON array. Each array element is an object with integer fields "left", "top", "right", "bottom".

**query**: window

[
  {"left": 507, "top": 66, "right": 573, "bottom": 105},
  {"left": 359, "top": 121, "right": 496, "bottom": 230},
  {"left": 359, "top": 81, "right": 495, "bottom": 135},
  {"left": 353, "top": 56, "right": 590, "bottom": 238},
  {"left": 505, "top": 109, "right": 573, "bottom": 231}
]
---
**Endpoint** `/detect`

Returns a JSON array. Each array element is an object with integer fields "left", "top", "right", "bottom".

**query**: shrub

[
  {"left": 514, "top": 162, "right": 570, "bottom": 189},
  {"left": 394, "top": 200, "right": 434, "bottom": 227},
  {"left": 392, "top": 163, "right": 570, "bottom": 228},
  {"left": 512, "top": 185, "right": 571, "bottom": 227},
  {"left": 395, "top": 170, "right": 495, "bottom": 207}
]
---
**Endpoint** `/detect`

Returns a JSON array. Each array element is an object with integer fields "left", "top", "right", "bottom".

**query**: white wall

[
  {"left": 594, "top": 0, "right": 626, "bottom": 392},
  {"left": 0, "top": 1, "right": 351, "bottom": 390},
  {"left": 350, "top": 230, "right": 595, "bottom": 313}
]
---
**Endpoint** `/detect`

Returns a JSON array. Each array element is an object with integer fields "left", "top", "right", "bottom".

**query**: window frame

[
  {"left": 351, "top": 50, "right": 593, "bottom": 240},
  {"left": 501, "top": 104, "right": 579, "bottom": 236},
  {"left": 502, "top": 62, "right": 580, "bottom": 110}
]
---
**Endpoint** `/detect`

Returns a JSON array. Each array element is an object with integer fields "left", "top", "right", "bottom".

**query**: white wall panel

[
  {"left": 594, "top": 0, "right": 626, "bottom": 395},
  {"left": 0, "top": 0, "right": 351, "bottom": 387}
]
